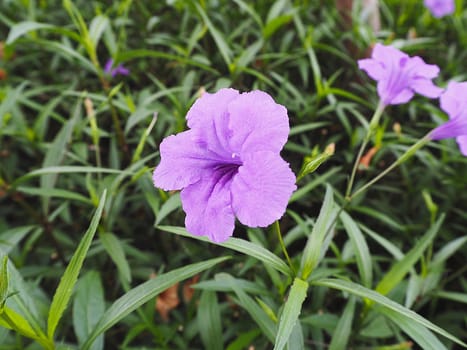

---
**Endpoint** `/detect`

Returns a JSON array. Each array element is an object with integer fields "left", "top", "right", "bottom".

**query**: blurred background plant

[{"left": 0, "top": 0, "right": 466, "bottom": 349}]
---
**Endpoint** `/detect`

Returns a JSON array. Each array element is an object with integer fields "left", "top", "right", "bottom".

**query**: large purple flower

[
  {"left": 358, "top": 43, "right": 443, "bottom": 106},
  {"left": 153, "top": 88, "right": 297, "bottom": 242},
  {"left": 424, "top": 0, "right": 455, "bottom": 18},
  {"left": 430, "top": 82, "right": 467, "bottom": 155}
]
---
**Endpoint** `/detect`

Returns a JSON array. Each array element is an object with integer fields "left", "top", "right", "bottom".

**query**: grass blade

[
  {"left": 47, "top": 190, "right": 107, "bottom": 339},
  {"left": 274, "top": 278, "right": 308, "bottom": 350},
  {"left": 328, "top": 297, "right": 356, "bottom": 350},
  {"left": 158, "top": 225, "right": 291, "bottom": 276},
  {"left": 81, "top": 256, "right": 229, "bottom": 350}
]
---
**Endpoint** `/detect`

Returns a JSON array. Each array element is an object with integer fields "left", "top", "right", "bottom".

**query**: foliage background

[{"left": 0, "top": 0, "right": 466, "bottom": 349}]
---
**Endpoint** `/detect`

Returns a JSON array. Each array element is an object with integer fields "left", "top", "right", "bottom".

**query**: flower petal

[
  {"left": 379, "top": 84, "right": 414, "bottom": 105},
  {"left": 430, "top": 115, "right": 467, "bottom": 140},
  {"left": 186, "top": 88, "right": 239, "bottom": 129},
  {"left": 153, "top": 130, "right": 220, "bottom": 191},
  {"left": 358, "top": 59, "right": 384, "bottom": 80},
  {"left": 231, "top": 151, "right": 296, "bottom": 227},
  {"left": 181, "top": 173, "right": 236, "bottom": 242},
  {"left": 227, "top": 91, "right": 289, "bottom": 154},
  {"left": 440, "top": 81, "right": 467, "bottom": 119},
  {"left": 410, "top": 78, "right": 443, "bottom": 98},
  {"left": 456, "top": 136, "right": 467, "bottom": 156}
]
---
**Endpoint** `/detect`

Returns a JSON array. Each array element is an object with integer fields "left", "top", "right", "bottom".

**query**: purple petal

[
  {"left": 153, "top": 130, "right": 220, "bottom": 191},
  {"left": 231, "top": 151, "right": 296, "bottom": 227},
  {"left": 104, "top": 59, "right": 114, "bottom": 74},
  {"left": 424, "top": 0, "right": 455, "bottom": 18},
  {"left": 358, "top": 59, "right": 384, "bottom": 80},
  {"left": 440, "top": 81, "right": 467, "bottom": 119},
  {"left": 113, "top": 64, "right": 130, "bottom": 76},
  {"left": 181, "top": 174, "right": 236, "bottom": 242},
  {"left": 407, "top": 57, "right": 440, "bottom": 79},
  {"left": 456, "top": 136, "right": 467, "bottom": 156},
  {"left": 378, "top": 84, "right": 414, "bottom": 105},
  {"left": 186, "top": 88, "right": 239, "bottom": 129},
  {"left": 227, "top": 91, "right": 289, "bottom": 154},
  {"left": 410, "top": 79, "right": 443, "bottom": 98},
  {"left": 430, "top": 115, "right": 467, "bottom": 140}
]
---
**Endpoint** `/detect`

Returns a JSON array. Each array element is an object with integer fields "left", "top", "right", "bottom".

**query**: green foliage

[{"left": 0, "top": 0, "right": 466, "bottom": 349}]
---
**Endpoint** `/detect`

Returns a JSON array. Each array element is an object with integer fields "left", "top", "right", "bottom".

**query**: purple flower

[
  {"left": 153, "top": 88, "right": 297, "bottom": 242},
  {"left": 424, "top": 0, "right": 455, "bottom": 18},
  {"left": 358, "top": 44, "right": 443, "bottom": 106},
  {"left": 104, "top": 59, "right": 129, "bottom": 77},
  {"left": 430, "top": 82, "right": 467, "bottom": 155}
]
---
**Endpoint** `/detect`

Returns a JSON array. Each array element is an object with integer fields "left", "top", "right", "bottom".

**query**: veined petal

[
  {"left": 231, "top": 152, "right": 296, "bottom": 227},
  {"left": 181, "top": 173, "right": 236, "bottom": 243},
  {"left": 408, "top": 57, "right": 440, "bottom": 79},
  {"left": 430, "top": 115, "right": 467, "bottom": 140},
  {"left": 153, "top": 130, "right": 220, "bottom": 191},
  {"left": 372, "top": 43, "right": 407, "bottom": 65},
  {"left": 186, "top": 88, "right": 239, "bottom": 129},
  {"left": 227, "top": 91, "right": 289, "bottom": 154}
]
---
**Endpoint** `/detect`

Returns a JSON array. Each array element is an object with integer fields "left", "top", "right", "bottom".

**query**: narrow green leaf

[
  {"left": 6, "top": 21, "right": 54, "bottom": 44},
  {"left": 433, "top": 291, "right": 467, "bottom": 304},
  {"left": 381, "top": 307, "right": 447, "bottom": 350},
  {"left": 0, "top": 307, "right": 52, "bottom": 348},
  {"left": 274, "top": 278, "right": 308, "bottom": 350},
  {"left": 194, "top": 2, "right": 232, "bottom": 69},
  {"left": 73, "top": 271, "right": 105, "bottom": 350},
  {"left": 82, "top": 257, "right": 229, "bottom": 350},
  {"left": 158, "top": 225, "right": 291, "bottom": 276},
  {"left": 340, "top": 212, "right": 373, "bottom": 288},
  {"left": 313, "top": 278, "right": 467, "bottom": 348},
  {"left": 0, "top": 256, "right": 8, "bottom": 309},
  {"left": 88, "top": 15, "right": 109, "bottom": 48},
  {"left": 376, "top": 215, "right": 444, "bottom": 296},
  {"left": 99, "top": 232, "right": 131, "bottom": 283},
  {"left": 0, "top": 226, "right": 35, "bottom": 255},
  {"left": 47, "top": 190, "right": 107, "bottom": 339},
  {"left": 155, "top": 193, "right": 181, "bottom": 226},
  {"left": 299, "top": 185, "right": 338, "bottom": 280},
  {"left": 286, "top": 322, "right": 305, "bottom": 350},
  {"left": 17, "top": 186, "right": 92, "bottom": 205},
  {"left": 198, "top": 291, "right": 223, "bottom": 350},
  {"left": 328, "top": 297, "right": 356, "bottom": 350},
  {"left": 218, "top": 273, "right": 276, "bottom": 343}
]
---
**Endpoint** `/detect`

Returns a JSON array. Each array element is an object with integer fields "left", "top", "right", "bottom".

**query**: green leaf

[
  {"left": 154, "top": 193, "right": 181, "bottom": 226},
  {"left": 218, "top": 273, "right": 276, "bottom": 343},
  {"left": 88, "top": 15, "right": 109, "bottom": 49},
  {"left": 376, "top": 215, "right": 444, "bottom": 296},
  {"left": 194, "top": 2, "right": 232, "bottom": 69},
  {"left": 313, "top": 278, "right": 467, "bottom": 348},
  {"left": 73, "top": 271, "right": 105, "bottom": 350},
  {"left": 47, "top": 190, "right": 107, "bottom": 339},
  {"left": 297, "top": 144, "right": 335, "bottom": 182},
  {"left": 158, "top": 225, "right": 291, "bottom": 276},
  {"left": 99, "top": 232, "right": 131, "bottom": 284},
  {"left": 6, "top": 21, "right": 55, "bottom": 44},
  {"left": 81, "top": 256, "right": 229, "bottom": 350},
  {"left": 0, "top": 256, "right": 8, "bottom": 309},
  {"left": 0, "top": 226, "right": 35, "bottom": 255},
  {"left": 328, "top": 297, "right": 356, "bottom": 350},
  {"left": 340, "top": 212, "right": 373, "bottom": 288},
  {"left": 17, "top": 186, "right": 92, "bottom": 205},
  {"left": 286, "top": 322, "right": 305, "bottom": 350},
  {"left": 274, "top": 278, "right": 308, "bottom": 350},
  {"left": 198, "top": 291, "right": 223, "bottom": 350},
  {"left": 299, "top": 185, "right": 338, "bottom": 280},
  {"left": 381, "top": 307, "right": 447, "bottom": 350}
]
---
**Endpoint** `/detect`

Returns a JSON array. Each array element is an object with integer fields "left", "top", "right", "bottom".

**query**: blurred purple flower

[
  {"left": 104, "top": 59, "right": 129, "bottom": 77},
  {"left": 424, "top": 0, "right": 455, "bottom": 18},
  {"left": 358, "top": 43, "right": 443, "bottom": 106},
  {"left": 430, "top": 82, "right": 467, "bottom": 155},
  {"left": 153, "top": 88, "right": 296, "bottom": 242}
]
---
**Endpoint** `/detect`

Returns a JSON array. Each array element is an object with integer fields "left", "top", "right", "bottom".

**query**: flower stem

[
  {"left": 345, "top": 102, "right": 385, "bottom": 199},
  {"left": 348, "top": 135, "right": 431, "bottom": 201},
  {"left": 273, "top": 220, "right": 294, "bottom": 274}
]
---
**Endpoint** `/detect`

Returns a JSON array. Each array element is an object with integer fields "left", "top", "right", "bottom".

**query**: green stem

[
  {"left": 273, "top": 221, "right": 294, "bottom": 274},
  {"left": 345, "top": 101, "right": 386, "bottom": 199},
  {"left": 348, "top": 135, "right": 431, "bottom": 201}
]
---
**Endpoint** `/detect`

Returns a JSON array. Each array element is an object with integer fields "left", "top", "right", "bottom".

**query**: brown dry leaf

[
  {"left": 0, "top": 42, "right": 4, "bottom": 60},
  {"left": 182, "top": 274, "right": 200, "bottom": 303},
  {"left": 0, "top": 69, "right": 7, "bottom": 80},
  {"left": 359, "top": 146, "right": 379, "bottom": 170},
  {"left": 155, "top": 282, "right": 180, "bottom": 322}
]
